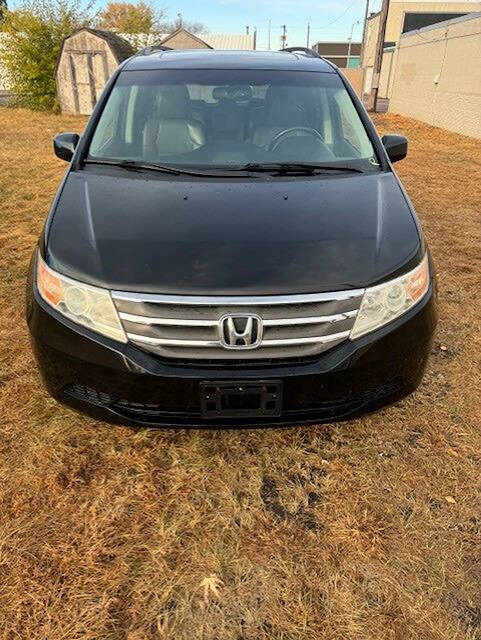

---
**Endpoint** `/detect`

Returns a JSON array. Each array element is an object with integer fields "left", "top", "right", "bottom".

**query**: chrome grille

[{"left": 112, "top": 290, "right": 364, "bottom": 360}]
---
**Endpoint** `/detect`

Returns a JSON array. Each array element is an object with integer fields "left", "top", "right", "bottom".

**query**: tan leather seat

[
  {"left": 252, "top": 87, "right": 311, "bottom": 149},
  {"left": 143, "top": 86, "right": 205, "bottom": 158}
]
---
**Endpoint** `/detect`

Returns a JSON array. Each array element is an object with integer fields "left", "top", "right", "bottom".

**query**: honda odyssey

[{"left": 26, "top": 47, "right": 437, "bottom": 426}]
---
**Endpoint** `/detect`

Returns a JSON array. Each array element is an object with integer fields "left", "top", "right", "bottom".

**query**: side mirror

[
  {"left": 382, "top": 134, "right": 408, "bottom": 163},
  {"left": 53, "top": 132, "right": 80, "bottom": 162}
]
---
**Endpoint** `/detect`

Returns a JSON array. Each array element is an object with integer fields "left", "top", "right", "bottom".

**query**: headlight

[
  {"left": 350, "top": 253, "right": 430, "bottom": 339},
  {"left": 36, "top": 252, "right": 127, "bottom": 343}
]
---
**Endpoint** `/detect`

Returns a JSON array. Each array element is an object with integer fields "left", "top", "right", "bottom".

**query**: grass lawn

[{"left": 0, "top": 107, "right": 480, "bottom": 640}]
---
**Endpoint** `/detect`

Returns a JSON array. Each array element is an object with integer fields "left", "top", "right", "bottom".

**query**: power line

[{"left": 294, "top": 0, "right": 363, "bottom": 31}]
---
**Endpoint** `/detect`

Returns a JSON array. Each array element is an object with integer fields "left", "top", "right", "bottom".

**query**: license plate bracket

[{"left": 200, "top": 380, "right": 283, "bottom": 419}]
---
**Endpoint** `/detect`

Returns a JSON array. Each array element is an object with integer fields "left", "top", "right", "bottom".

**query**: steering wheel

[{"left": 268, "top": 127, "right": 325, "bottom": 152}]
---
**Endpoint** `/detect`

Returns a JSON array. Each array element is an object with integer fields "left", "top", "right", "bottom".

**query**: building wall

[
  {"left": 378, "top": 48, "right": 398, "bottom": 98},
  {"left": 363, "top": 13, "right": 382, "bottom": 68},
  {"left": 384, "top": 1, "right": 481, "bottom": 40},
  {"left": 389, "top": 14, "right": 481, "bottom": 139},
  {"left": 323, "top": 56, "right": 360, "bottom": 68},
  {"left": 314, "top": 42, "right": 361, "bottom": 68},
  {"left": 362, "top": 1, "right": 481, "bottom": 93},
  {"left": 314, "top": 42, "right": 362, "bottom": 56},
  {"left": 341, "top": 69, "right": 365, "bottom": 96},
  {"left": 363, "top": 1, "right": 481, "bottom": 65}
]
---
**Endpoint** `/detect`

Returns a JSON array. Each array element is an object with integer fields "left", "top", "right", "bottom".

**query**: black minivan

[{"left": 27, "top": 48, "right": 437, "bottom": 426}]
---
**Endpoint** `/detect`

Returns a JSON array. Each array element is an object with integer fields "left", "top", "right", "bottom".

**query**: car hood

[{"left": 46, "top": 167, "right": 421, "bottom": 295}]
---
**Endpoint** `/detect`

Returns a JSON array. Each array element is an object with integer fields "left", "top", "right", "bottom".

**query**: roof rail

[
  {"left": 280, "top": 46, "right": 321, "bottom": 59},
  {"left": 136, "top": 44, "right": 173, "bottom": 56}
]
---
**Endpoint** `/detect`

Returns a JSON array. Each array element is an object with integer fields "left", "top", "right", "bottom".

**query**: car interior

[{"left": 89, "top": 80, "right": 377, "bottom": 168}]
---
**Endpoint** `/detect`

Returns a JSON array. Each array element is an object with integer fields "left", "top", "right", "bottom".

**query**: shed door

[{"left": 68, "top": 51, "right": 109, "bottom": 115}]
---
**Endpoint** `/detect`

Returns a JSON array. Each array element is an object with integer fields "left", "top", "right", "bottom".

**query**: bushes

[
  {"left": 0, "top": 0, "right": 94, "bottom": 111},
  {"left": 0, "top": 0, "right": 7, "bottom": 24}
]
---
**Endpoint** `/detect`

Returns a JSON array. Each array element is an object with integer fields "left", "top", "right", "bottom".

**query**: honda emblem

[{"left": 219, "top": 314, "right": 263, "bottom": 350}]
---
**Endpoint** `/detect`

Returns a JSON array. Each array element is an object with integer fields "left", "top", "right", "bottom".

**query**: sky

[
  {"left": 9, "top": 0, "right": 382, "bottom": 49},
  {"left": 148, "top": 0, "right": 382, "bottom": 49}
]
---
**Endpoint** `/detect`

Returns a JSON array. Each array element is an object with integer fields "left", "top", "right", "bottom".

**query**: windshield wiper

[
  {"left": 84, "top": 159, "right": 259, "bottom": 178},
  {"left": 85, "top": 158, "right": 182, "bottom": 175},
  {"left": 240, "top": 162, "right": 365, "bottom": 175}
]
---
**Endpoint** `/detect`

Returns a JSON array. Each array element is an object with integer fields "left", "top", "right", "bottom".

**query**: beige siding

[
  {"left": 389, "top": 14, "right": 481, "bottom": 139},
  {"left": 379, "top": 49, "right": 398, "bottom": 98},
  {"left": 341, "top": 69, "right": 365, "bottom": 97},
  {"left": 385, "top": 1, "right": 481, "bottom": 40},
  {"left": 362, "top": 1, "right": 481, "bottom": 70},
  {"left": 363, "top": 13, "right": 381, "bottom": 68},
  {"left": 365, "top": 0, "right": 481, "bottom": 53},
  {"left": 363, "top": 66, "right": 374, "bottom": 93}
]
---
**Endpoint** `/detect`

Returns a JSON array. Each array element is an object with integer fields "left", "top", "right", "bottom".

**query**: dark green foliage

[{"left": 0, "top": 0, "right": 7, "bottom": 23}]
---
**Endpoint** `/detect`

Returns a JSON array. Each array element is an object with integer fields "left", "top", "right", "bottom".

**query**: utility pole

[
  {"left": 246, "top": 26, "right": 249, "bottom": 35},
  {"left": 253, "top": 26, "right": 257, "bottom": 50},
  {"left": 268, "top": 20, "right": 271, "bottom": 50},
  {"left": 370, "top": 0, "right": 390, "bottom": 112},
  {"left": 306, "top": 22, "right": 311, "bottom": 48},
  {"left": 360, "top": 0, "right": 370, "bottom": 66},
  {"left": 281, "top": 24, "right": 287, "bottom": 49},
  {"left": 347, "top": 20, "right": 360, "bottom": 68}
]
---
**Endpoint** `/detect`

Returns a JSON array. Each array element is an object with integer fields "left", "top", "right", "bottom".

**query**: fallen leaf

[
  {"left": 446, "top": 447, "right": 459, "bottom": 458},
  {"left": 444, "top": 496, "right": 456, "bottom": 504},
  {"left": 200, "top": 574, "right": 224, "bottom": 602}
]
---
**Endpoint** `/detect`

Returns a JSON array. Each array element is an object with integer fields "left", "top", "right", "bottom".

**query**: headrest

[
  {"left": 266, "top": 99, "right": 308, "bottom": 127},
  {"left": 263, "top": 86, "right": 311, "bottom": 127},
  {"left": 264, "top": 85, "right": 293, "bottom": 106},
  {"left": 159, "top": 86, "right": 190, "bottom": 119},
  {"left": 212, "top": 86, "right": 253, "bottom": 102},
  {"left": 212, "top": 86, "right": 229, "bottom": 101}
]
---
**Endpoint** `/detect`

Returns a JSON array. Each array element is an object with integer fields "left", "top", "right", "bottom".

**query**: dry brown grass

[{"left": 0, "top": 107, "right": 480, "bottom": 640}]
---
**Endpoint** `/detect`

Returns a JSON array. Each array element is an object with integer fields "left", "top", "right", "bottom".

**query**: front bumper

[{"left": 27, "top": 270, "right": 437, "bottom": 427}]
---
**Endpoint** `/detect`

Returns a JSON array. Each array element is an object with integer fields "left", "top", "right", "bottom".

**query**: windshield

[{"left": 88, "top": 69, "right": 379, "bottom": 171}]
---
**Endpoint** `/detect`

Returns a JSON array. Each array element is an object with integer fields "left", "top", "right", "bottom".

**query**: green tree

[
  {"left": 0, "top": 0, "right": 8, "bottom": 24},
  {"left": 0, "top": 0, "right": 94, "bottom": 110}
]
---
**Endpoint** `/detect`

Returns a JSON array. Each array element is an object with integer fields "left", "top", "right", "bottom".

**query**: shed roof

[
  {"left": 60, "top": 28, "right": 135, "bottom": 63},
  {"left": 201, "top": 33, "right": 255, "bottom": 50},
  {"left": 120, "top": 29, "right": 255, "bottom": 51}
]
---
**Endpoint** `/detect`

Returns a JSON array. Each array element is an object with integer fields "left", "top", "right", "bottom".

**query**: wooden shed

[{"left": 56, "top": 28, "right": 134, "bottom": 115}]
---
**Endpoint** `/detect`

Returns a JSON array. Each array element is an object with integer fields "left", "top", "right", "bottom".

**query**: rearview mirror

[
  {"left": 382, "top": 134, "right": 408, "bottom": 163},
  {"left": 53, "top": 132, "right": 80, "bottom": 162}
]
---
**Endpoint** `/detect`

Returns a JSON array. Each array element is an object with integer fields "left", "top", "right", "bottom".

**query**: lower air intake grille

[{"left": 64, "top": 384, "right": 114, "bottom": 406}]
